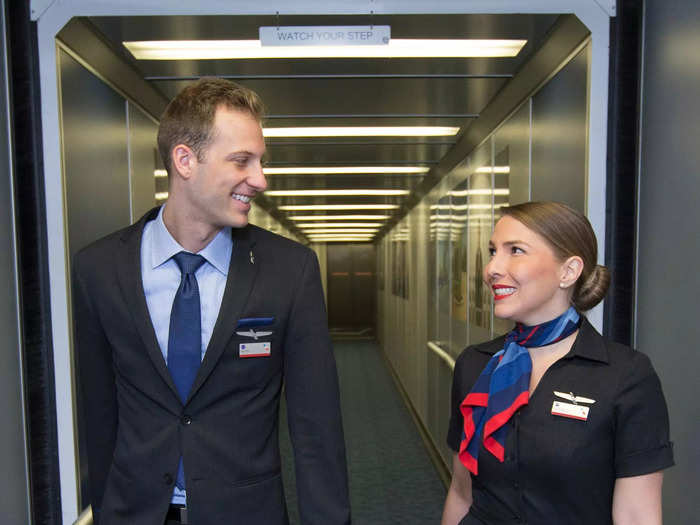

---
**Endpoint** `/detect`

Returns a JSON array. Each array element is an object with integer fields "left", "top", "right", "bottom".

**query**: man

[{"left": 73, "top": 78, "right": 350, "bottom": 525}]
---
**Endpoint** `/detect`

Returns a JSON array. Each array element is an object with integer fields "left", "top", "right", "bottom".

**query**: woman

[{"left": 441, "top": 202, "right": 673, "bottom": 525}]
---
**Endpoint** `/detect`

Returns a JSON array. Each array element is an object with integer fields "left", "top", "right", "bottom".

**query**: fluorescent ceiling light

[
  {"left": 155, "top": 192, "right": 169, "bottom": 200},
  {"left": 307, "top": 233, "right": 374, "bottom": 239},
  {"left": 266, "top": 189, "right": 409, "bottom": 197},
  {"left": 448, "top": 189, "right": 510, "bottom": 197},
  {"left": 302, "top": 229, "right": 379, "bottom": 234},
  {"left": 297, "top": 223, "right": 384, "bottom": 228},
  {"left": 475, "top": 166, "right": 511, "bottom": 174},
  {"left": 154, "top": 169, "right": 168, "bottom": 178},
  {"left": 123, "top": 39, "right": 527, "bottom": 60},
  {"left": 308, "top": 238, "right": 373, "bottom": 243},
  {"left": 430, "top": 203, "right": 508, "bottom": 211},
  {"left": 279, "top": 204, "right": 399, "bottom": 211},
  {"left": 264, "top": 166, "right": 430, "bottom": 175},
  {"left": 288, "top": 215, "right": 390, "bottom": 221},
  {"left": 263, "top": 126, "right": 458, "bottom": 137}
]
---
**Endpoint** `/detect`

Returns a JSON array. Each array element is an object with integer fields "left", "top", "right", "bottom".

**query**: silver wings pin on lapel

[
  {"left": 553, "top": 391, "right": 596, "bottom": 405},
  {"left": 236, "top": 329, "right": 272, "bottom": 340}
]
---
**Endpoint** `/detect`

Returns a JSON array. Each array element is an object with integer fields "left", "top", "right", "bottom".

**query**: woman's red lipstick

[{"left": 492, "top": 284, "right": 516, "bottom": 300}]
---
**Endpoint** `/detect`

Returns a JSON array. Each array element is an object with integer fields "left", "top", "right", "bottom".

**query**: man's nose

[{"left": 250, "top": 164, "right": 268, "bottom": 192}]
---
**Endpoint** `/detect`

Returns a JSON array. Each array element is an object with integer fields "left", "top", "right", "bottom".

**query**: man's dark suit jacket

[{"left": 73, "top": 207, "right": 350, "bottom": 525}]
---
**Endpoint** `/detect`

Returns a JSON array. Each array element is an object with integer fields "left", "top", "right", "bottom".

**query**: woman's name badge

[{"left": 551, "top": 391, "right": 595, "bottom": 421}]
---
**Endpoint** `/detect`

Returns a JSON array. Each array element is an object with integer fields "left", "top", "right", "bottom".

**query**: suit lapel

[
  {"left": 187, "top": 225, "right": 259, "bottom": 402},
  {"left": 116, "top": 207, "right": 180, "bottom": 399}
]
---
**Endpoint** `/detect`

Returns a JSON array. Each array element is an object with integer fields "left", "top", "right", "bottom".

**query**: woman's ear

[
  {"left": 559, "top": 256, "right": 584, "bottom": 289},
  {"left": 171, "top": 144, "right": 196, "bottom": 180}
]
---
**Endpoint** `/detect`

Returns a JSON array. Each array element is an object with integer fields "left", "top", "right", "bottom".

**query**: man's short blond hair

[{"left": 157, "top": 77, "right": 264, "bottom": 174}]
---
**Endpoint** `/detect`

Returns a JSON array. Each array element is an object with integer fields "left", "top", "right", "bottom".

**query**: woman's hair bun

[{"left": 573, "top": 264, "right": 610, "bottom": 311}]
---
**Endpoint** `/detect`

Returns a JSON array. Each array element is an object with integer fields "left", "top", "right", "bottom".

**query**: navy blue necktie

[{"left": 167, "top": 251, "right": 206, "bottom": 490}]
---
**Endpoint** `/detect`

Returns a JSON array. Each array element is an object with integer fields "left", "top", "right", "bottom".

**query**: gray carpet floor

[{"left": 280, "top": 340, "right": 446, "bottom": 524}]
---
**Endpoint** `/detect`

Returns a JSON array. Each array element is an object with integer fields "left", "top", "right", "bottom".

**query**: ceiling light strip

[
  {"left": 307, "top": 238, "right": 373, "bottom": 243},
  {"left": 300, "top": 229, "right": 379, "bottom": 234},
  {"left": 124, "top": 39, "right": 527, "bottom": 60},
  {"left": 279, "top": 204, "right": 399, "bottom": 211},
  {"left": 296, "top": 223, "right": 384, "bottom": 228},
  {"left": 263, "top": 126, "right": 459, "bottom": 137},
  {"left": 266, "top": 189, "right": 409, "bottom": 197},
  {"left": 264, "top": 166, "right": 430, "bottom": 175},
  {"left": 288, "top": 215, "right": 390, "bottom": 221}
]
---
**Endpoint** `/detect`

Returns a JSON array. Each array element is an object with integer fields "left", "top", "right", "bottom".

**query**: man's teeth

[
  {"left": 233, "top": 194, "right": 251, "bottom": 203},
  {"left": 495, "top": 287, "right": 516, "bottom": 295}
]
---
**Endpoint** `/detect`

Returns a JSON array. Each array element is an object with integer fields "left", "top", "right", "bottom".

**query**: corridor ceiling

[{"left": 84, "top": 13, "right": 561, "bottom": 243}]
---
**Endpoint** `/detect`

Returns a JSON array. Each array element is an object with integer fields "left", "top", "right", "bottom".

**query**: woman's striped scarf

[{"left": 458, "top": 307, "right": 581, "bottom": 475}]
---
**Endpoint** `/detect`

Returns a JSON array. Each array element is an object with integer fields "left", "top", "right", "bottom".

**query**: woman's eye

[
  {"left": 487, "top": 247, "right": 496, "bottom": 256},
  {"left": 511, "top": 246, "right": 524, "bottom": 254}
]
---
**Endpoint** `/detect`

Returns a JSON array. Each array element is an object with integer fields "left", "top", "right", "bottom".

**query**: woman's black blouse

[{"left": 447, "top": 318, "right": 674, "bottom": 525}]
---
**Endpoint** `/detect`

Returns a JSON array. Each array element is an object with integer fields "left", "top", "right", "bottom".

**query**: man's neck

[{"left": 162, "top": 199, "right": 222, "bottom": 253}]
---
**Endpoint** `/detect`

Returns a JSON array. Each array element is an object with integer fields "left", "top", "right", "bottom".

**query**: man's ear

[
  {"left": 171, "top": 144, "right": 197, "bottom": 179},
  {"left": 559, "top": 256, "right": 584, "bottom": 289}
]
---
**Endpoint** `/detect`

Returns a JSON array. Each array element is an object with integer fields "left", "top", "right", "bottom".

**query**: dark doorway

[{"left": 326, "top": 244, "right": 376, "bottom": 337}]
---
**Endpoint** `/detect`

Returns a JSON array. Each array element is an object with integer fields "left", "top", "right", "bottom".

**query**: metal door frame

[{"left": 30, "top": 1, "right": 614, "bottom": 521}]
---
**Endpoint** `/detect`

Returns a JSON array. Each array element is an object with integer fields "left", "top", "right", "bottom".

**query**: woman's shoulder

[{"left": 577, "top": 318, "right": 661, "bottom": 391}]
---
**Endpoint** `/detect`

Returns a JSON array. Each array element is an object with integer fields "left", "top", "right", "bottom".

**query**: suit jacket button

[
  {"left": 163, "top": 473, "right": 173, "bottom": 485},
  {"left": 182, "top": 415, "right": 192, "bottom": 425}
]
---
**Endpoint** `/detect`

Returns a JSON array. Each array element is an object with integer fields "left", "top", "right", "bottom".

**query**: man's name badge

[
  {"left": 239, "top": 342, "right": 271, "bottom": 358},
  {"left": 551, "top": 400, "right": 590, "bottom": 421}
]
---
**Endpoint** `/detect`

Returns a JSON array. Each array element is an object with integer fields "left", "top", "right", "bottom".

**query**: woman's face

[{"left": 483, "top": 215, "right": 571, "bottom": 326}]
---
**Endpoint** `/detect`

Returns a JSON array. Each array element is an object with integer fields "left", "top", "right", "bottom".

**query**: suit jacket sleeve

[
  {"left": 72, "top": 252, "right": 118, "bottom": 524},
  {"left": 283, "top": 249, "right": 351, "bottom": 524}
]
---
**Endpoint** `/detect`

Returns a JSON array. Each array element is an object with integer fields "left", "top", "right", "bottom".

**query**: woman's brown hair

[{"left": 500, "top": 201, "right": 610, "bottom": 311}]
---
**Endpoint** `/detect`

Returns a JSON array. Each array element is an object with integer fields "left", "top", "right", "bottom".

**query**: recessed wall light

[
  {"left": 155, "top": 192, "right": 169, "bottom": 200},
  {"left": 154, "top": 169, "right": 168, "bottom": 178},
  {"left": 123, "top": 39, "right": 527, "bottom": 60}
]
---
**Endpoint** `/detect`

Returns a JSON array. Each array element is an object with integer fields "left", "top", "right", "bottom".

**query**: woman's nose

[{"left": 484, "top": 252, "right": 503, "bottom": 282}]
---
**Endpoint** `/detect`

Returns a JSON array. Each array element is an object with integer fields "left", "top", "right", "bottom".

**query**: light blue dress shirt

[{"left": 141, "top": 205, "right": 232, "bottom": 504}]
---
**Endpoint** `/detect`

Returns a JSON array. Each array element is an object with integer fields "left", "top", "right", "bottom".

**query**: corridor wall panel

[
  {"left": 531, "top": 47, "right": 589, "bottom": 212},
  {"left": 379, "top": 41, "right": 592, "bottom": 478},
  {"left": 60, "top": 49, "right": 130, "bottom": 259},
  {"left": 127, "top": 102, "right": 158, "bottom": 221},
  {"left": 637, "top": 0, "right": 700, "bottom": 521}
]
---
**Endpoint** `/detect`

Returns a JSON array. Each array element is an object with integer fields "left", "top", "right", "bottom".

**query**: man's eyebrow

[{"left": 226, "top": 150, "right": 256, "bottom": 158}]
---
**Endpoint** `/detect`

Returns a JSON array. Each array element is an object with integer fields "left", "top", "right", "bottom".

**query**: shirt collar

[
  {"left": 150, "top": 205, "right": 233, "bottom": 275},
  {"left": 475, "top": 316, "right": 609, "bottom": 364}
]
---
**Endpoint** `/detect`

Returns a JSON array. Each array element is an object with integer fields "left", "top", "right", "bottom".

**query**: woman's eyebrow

[{"left": 501, "top": 240, "right": 531, "bottom": 247}]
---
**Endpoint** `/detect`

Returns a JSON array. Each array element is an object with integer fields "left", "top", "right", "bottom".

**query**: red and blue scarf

[{"left": 458, "top": 307, "right": 581, "bottom": 475}]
